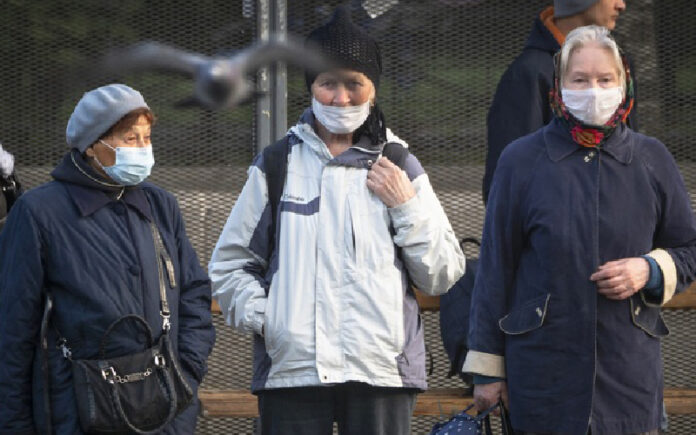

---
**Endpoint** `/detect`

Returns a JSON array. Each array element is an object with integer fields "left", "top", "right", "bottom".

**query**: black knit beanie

[{"left": 304, "top": 5, "right": 382, "bottom": 91}]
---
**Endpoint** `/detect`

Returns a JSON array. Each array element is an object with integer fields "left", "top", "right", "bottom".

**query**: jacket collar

[
  {"left": 539, "top": 7, "right": 565, "bottom": 47},
  {"left": 545, "top": 118, "right": 633, "bottom": 164},
  {"left": 51, "top": 149, "right": 153, "bottom": 220},
  {"left": 525, "top": 8, "right": 562, "bottom": 55},
  {"left": 290, "top": 108, "right": 382, "bottom": 167},
  {"left": 65, "top": 183, "right": 153, "bottom": 220}
]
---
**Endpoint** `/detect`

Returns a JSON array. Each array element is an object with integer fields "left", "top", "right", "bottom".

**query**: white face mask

[
  {"left": 561, "top": 87, "right": 624, "bottom": 126},
  {"left": 311, "top": 98, "right": 371, "bottom": 134}
]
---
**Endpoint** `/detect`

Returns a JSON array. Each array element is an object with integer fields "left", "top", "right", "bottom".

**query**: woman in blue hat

[{"left": 0, "top": 84, "right": 215, "bottom": 434}]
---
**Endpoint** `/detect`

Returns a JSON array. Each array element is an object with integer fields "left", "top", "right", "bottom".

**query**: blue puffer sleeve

[
  {"left": 0, "top": 199, "right": 43, "bottom": 434},
  {"left": 171, "top": 198, "right": 215, "bottom": 387}
]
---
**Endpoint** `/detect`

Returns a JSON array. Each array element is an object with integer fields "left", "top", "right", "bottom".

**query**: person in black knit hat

[
  {"left": 304, "top": 5, "right": 387, "bottom": 146},
  {"left": 210, "top": 5, "right": 465, "bottom": 435}
]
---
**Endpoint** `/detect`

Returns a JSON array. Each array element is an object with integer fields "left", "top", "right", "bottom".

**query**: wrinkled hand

[
  {"left": 366, "top": 157, "right": 416, "bottom": 208},
  {"left": 590, "top": 257, "right": 649, "bottom": 300},
  {"left": 473, "top": 381, "right": 508, "bottom": 415}
]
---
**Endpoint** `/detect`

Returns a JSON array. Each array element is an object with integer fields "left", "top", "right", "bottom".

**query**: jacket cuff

[
  {"left": 388, "top": 191, "right": 422, "bottom": 227},
  {"left": 250, "top": 299, "right": 266, "bottom": 336},
  {"left": 640, "top": 255, "right": 664, "bottom": 306},
  {"left": 645, "top": 249, "right": 677, "bottom": 305},
  {"left": 473, "top": 374, "right": 504, "bottom": 385},
  {"left": 462, "top": 350, "right": 506, "bottom": 378}
]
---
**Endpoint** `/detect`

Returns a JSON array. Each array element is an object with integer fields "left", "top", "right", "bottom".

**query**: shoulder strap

[
  {"left": 261, "top": 136, "right": 291, "bottom": 263},
  {"left": 149, "top": 220, "right": 174, "bottom": 333},
  {"left": 382, "top": 142, "right": 410, "bottom": 171}
]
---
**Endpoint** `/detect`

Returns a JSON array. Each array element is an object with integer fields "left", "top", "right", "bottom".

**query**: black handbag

[
  {"left": 439, "top": 237, "right": 481, "bottom": 387},
  {"left": 430, "top": 401, "right": 514, "bottom": 435},
  {"left": 42, "top": 221, "right": 193, "bottom": 434}
]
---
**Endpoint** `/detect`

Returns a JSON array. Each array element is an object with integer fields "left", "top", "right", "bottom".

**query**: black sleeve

[{"left": 483, "top": 59, "right": 551, "bottom": 203}]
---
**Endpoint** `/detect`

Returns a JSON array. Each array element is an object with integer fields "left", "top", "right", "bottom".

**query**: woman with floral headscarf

[{"left": 464, "top": 25, "right": 696, "bottom": 435}]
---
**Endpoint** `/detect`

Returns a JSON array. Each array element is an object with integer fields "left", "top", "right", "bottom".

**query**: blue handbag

[{"left": 430, "top": 402, "right": 513, "bottom": 435}]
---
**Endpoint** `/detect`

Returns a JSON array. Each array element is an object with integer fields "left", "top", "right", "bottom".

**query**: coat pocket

[
  {"left": 498, "top": 294, "right": 550, "bottom": 335},
  {"left": 629, "top": 294, "right": 669, "bottom": 338}
]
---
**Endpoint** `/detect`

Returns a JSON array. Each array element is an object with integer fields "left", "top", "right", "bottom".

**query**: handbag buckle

[
  {"left": 154, "top": 353, "right": 166, "bottom": 368},
  {"left": 101, "top": 366, "right": 117, "bottom": 383},
  {"left": 161, "top": 312, "right": 171, "bottom": 331}
]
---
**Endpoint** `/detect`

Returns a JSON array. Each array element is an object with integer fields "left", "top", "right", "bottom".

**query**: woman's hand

[
  {"left": 366, "top": 156, "right": 416, "bottom": 208},
  {"left": 473, "top": 381, "right": 508, "bottom": 415},
  {"left": 590, "top": 257, "right": 650, "bottom": 300}
]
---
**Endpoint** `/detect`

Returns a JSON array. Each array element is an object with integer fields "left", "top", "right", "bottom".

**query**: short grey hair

[{"left": 559, "top": 25, "right": 625, "bottom": 91}]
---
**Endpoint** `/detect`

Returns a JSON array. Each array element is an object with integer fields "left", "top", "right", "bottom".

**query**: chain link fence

[{"left": 1, "top": 1, "right": 694, "bottom": 433}]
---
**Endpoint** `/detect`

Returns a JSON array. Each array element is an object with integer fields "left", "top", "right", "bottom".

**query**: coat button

[
  {"left": 635, "top": 306, "right": 641, "bottom": 316},
  {"left": 129, "top": 265, "right": 141, "bottom": 275},
  {"left": 584, "top": 151, "right": 596, "bottom": 163},
  {"left": 536, "top": 307, "right": 543, "bottom": 317}
]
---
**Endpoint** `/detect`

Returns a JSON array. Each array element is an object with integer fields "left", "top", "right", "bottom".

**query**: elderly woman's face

[
  {"left": 87, "top": 114, "right": 152, "bottom": 167},
  {"left": 311, "top": 70, "right": 375, "bottom": 107},
  {"left": 563, "top": 43, "right": 620, "bottom": 91}
]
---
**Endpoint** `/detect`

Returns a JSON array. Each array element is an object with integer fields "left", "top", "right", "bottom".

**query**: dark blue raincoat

[
  {"left": 468, "top": 119, "right": 696, "bottom": 434},
  {"left": 0, "top": 150, "right": 215, "bottom": 434}
]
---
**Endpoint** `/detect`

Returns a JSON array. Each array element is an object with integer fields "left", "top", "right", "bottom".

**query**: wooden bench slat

[
  {"left": 213, "top": 283, "right": 696, "bottom": 313},
  {"left": 665, "top": 286, "right": 696, "bottom": 309},
  {"left": 199, "top": 387, "right": 696, "bottom": 418}
]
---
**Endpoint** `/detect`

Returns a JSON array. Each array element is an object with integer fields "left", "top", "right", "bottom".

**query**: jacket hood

[
  {"left": 289, "top": 108, "right": 408, "bottom": 162},
  {"left": 51, "top": 149, "right": 126, "bottom": 194},
  {"left": 50, "top": 149, "right": 152, "bottom": 219},
  {"left": 524, "top": 14, "right": 562, "bottom": 55}
]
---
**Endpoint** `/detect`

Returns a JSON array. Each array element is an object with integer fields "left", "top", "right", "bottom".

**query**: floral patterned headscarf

[{"left": 549, "top": 51, "right": 635, "bottom": 148}]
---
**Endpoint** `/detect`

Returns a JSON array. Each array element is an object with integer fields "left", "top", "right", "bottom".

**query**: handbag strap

[
  {"left": 149, "top": 220, "right": 175, "bottom": 332},
  {"left": 480, "top": 401, "right": 514, "bottom": 435},
  {"left": 499, "top": 401, "right": 514, "bottom": 435},
  {"left": 99, "top": 314, "right": 154, "bottom": 359},
  {"left": 53, "top": 221, "right": 174, "bottom": 358},
  {"left": 109, "top": 357, "right": 179, "bottom": 434}
]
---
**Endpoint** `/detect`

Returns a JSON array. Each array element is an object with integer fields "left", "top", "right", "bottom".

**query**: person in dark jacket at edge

[
  {"left": 464, "top": 25, "right": 696, "bottom": 434},
  {"left": 0, "top": 144, "right": 22, "bottom": 231},
  {"left": 0, "top": 84, "right": 215, "bottom": 434},
  {"left": 482, "top": 0, "right": 636, "bottom": 204}
]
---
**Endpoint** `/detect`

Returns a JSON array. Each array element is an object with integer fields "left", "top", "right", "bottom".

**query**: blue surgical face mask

[{"left": 96, "top": 140, "right": 155, "bottom": 185}]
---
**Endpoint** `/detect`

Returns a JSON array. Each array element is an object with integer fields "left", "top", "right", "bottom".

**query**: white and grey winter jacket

[{"left": 209, "top": 110, "right": 465, "bottom": 391}]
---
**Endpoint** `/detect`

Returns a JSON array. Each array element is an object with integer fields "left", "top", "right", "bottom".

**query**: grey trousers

[{"left": 257, "top": 382, "right": 418, "bottom": 435}]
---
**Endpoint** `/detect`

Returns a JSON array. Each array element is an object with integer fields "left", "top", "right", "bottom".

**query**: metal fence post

[
  {"left": 270, "top": 0, "right": 287, "bottom": 143},
  {"left": 255, "top": 0, "right": 287, "bottom": 153}
]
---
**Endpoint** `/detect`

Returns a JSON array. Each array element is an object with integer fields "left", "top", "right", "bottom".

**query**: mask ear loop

[{"left": 92, "top": 140, "right": 117, "bottom": 170}]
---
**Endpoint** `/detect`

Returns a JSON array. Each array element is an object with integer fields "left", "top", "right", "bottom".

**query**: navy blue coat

[
  {"left": 482, "top": 14, "right": 639, "bottom": 203},
  {"left": 0, "top": 151, "right": 215, "bottom": 434},
  {"left": 469, "top": 119, "right": 696, "bottom": 434}
]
